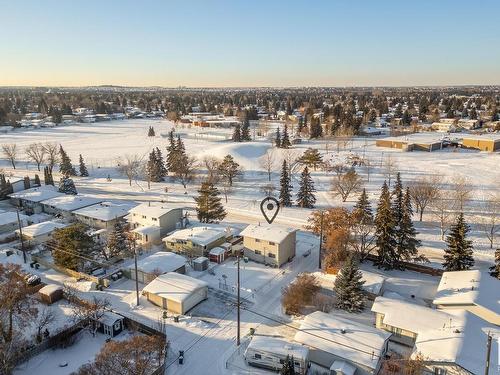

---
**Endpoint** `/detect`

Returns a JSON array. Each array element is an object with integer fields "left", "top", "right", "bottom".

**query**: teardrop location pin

[{"left": 260, "top": 197, "right": 280, "bottom": 224}]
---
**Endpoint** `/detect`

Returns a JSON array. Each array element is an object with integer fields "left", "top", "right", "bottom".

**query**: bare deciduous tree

[
  {"left": 331, "top": 168, "right": 363, "bottom": 202},
  {"left": 173, "top": 155, "right": 197, "bottom": 188},
  {"left": 25, "top": 143, "right": 46, "bottom": 171},
  {"left": 260, "top": 183, "right": 276, "bottom": 197},
  {"left": 202, "top": 156, "right": 221, "bottom": 184},
  {"left": 42, "top": 142, "right": 59, "bottom": 169},
  {"left": 477, "top": 193, "right": 500, "bottom": 249},
  {"left": 68, "top": 293, "right": 110, "bottom": 336},
  {"left": 1, "top": 144, "right": 18, "bottom": 169},
  {"left": 452, "top": 176, "right": 473, "bottom": 211},
  {"left": 410, "top": 175, "right": 442, "bottom": 221},
  {"left": 383, "top": 154, "right": 398, "bottom": 186},
  {"left": 430, "top": 193, "right": 457, "bottom": 239},
  {"left": 117, "top": 154, "right": 143, "bottom": 186},
  {"left": 33, "top": 306, "right": 55, "bottom": 342},
  {"left": 259, "top": 149, "right": 277, "bottom": 181}
]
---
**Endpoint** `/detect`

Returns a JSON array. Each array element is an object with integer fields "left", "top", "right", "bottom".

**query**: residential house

[
  {"left": 127, "top": 203, "right": 184, "bottom": 246},
  {"left": 9, "top": 186, "right": 64, "bottom": 214},
  {"left": 129, "top": 251, "right": 186, "bottom": 284},
  {"left": 16, "top": 220, "right": 68, "bottom": 245},
  {"left": 40, "top": 195, "right": 102, "bottom": 218},
  {"left": 0, "top": 211, "right": 29, "bottom": 234},
  {"left": 163, "top": 226, "right": 228, "bottom": 257},
  {"left": 433, "top": 270, "right": 500, "bottom": 325},
  {"left": 73, "top": 201, "right": 135, "bottom": 230},
  {"left": 239, "top": 224, "right": 296, "bottom": 267}
]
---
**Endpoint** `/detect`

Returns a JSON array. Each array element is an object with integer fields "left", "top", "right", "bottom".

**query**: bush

[{"left": 282, "top": 273, "right": 320, "bottom": 315}]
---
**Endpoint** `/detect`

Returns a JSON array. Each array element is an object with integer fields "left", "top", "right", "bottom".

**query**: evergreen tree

[
  {"left": 59, "top": 146, "right": 76, "bottom": 177},
  {"left": 166, "top": 130, "right": 177, "bottom": 172},
  {"left": 374, "top": 181, "right": 397, "bottom": 270},
  {"left": 391, "top": 173, "right": 404, "bottom": 224},
  {"left": 275, "top": 127, "right": 281, "bottom": 148},
  {"left": 79, "top": 154, "right": 89, "bottom": 177},
  {"left": 155, "top": 147, "right": 167, "bottom": 177},
  {"left": 195, "top": 181, "right": 227, "bottom": 223},
  {"left": 443, "top": 213, "right": 474, "bottom": 271},
  {"left": 23, "top": 176, "right": 30, "bottom": 190},
  {"left": 241, "top": 116, "right": 251, "bottom": 141},
  {"left": 34, "top": 174, "right": 41, "bottom": 186},
  {"left": 354, "top": 188, "right": 373, "bottom": 223},
  {"left": 298, "top": 148, "right": 323, "bottom": 171},
  {"left": 296, "top": 166, "right": 316, "bottom": 208},
  {"left": 281, "top": 123, "right": 291, "bottom": 148},
  {"left": 396, "top": 187, "right": 421, "bottom": 266},
  {"left": 333, "top": 255, "right": 365, "bottom": 312},
  {"left": 309, "top": 117, "right": 323, "bottom": 139},
  {"left": 44, "top": 166, "right": 54, "bottom": 186},
  {"left": 232, "top": 123, "right": 241, "bottom": 142},
  {"left": 51, "top": 224, "right": 94, "bottom": 271},
  {"left": 219, "top": 155, "right": 241, "bottom": 186},
  {"left": 489, "top": 248, "right": 500, "bottom": 279},
  {"left": 106, "top": 220, "right": 129, "bottom": 259},
  {"left": 280, "top": 355, "right": 296, "bottom": 375},
  {"left": 147, "top": 126, "right": 155, "bottom": 137},
  {"left": 279, "top": 160, "right": 292, "bottom": 207},
  {"left": 58, "top": 177, "right": 78, "bottom": 195}
]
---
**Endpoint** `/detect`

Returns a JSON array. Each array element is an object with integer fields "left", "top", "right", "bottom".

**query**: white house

[
  {"left": 16, "top": 220, "right": 69, "bottom": 244},
  {"left": 244, "top": 336, "right": 309, "bottom": 375},
  {"left": 73, "top": 201, "right": 135, "bottom": 230},
  {"left": 433, "top": 270, "right": 500, "bottom": 326},
  {"left": 129, "top": 251, "right": 186, "bottom": 284},
  {"left": 0, "top": 212, "right": 29, "bottom": 234},
  {"left": 162, "top": 226, "right": 229, "bottom": 257},
  {"left": 127, "top": 203, "right": 184, "bottom": 246},
  {"left": 40, "top": 195, "right": 102, "bottom": 218},
  {"left": 239, "top": 224, "right": 296, "bottom": 267},
  {"left": 142, "top": 272, "right": 208, "bottom": 314},
  {"left": 9, "top": 186, "right": 64, "bottom": 214},
  {"left": 294, "top": 311, "right": 390, "bottom": 375}
]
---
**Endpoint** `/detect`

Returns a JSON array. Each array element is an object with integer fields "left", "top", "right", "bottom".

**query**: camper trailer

[{"left": 244, "top": 336, "right": 309, "bottom": 374}]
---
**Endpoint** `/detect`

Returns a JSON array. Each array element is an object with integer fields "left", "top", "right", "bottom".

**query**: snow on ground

[{"left": 14, "top": 330, "right": 139, "bottom": 375}]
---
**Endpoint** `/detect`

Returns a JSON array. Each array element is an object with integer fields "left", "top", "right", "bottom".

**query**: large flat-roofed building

[
  {"left": 142, "top": 272, "right": 208, "bottom": 314},
  {"left": 375, "top": 134, "right": 443, "bottom": 152},
  {"left": 462, "top": 133, "right": 500, "bottom": 152},
  {"left": 239, "top": 224, "right": 296, "bottom": 267}
]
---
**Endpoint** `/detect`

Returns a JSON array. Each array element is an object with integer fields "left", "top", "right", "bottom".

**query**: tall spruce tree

[
  {"left": 391, "top": 173, "right": 404, "bottom": 225},
  {"left": 490, "top": 248, "right": 500, "bottom": 279},
  {"left": 195, "top": 181, "right": 227, "bottom": 223},
  {"left": 375, "top": 181, "right": 397, "bottom": 269},
  {"left": 58, "top": 177, "right": 77, "bottom": 195},
  {"left": 281, "top": 123, "right": 291, "bottom": 148},
  {"left": 166, "top": 130, "right": 177, "bottom": 173},
  {"left": 309, "top": 117, "right": 323, "bottom": 139},
  {"left": 443, "top": 212, "right": 474, "bottom": 271},
  {"left": 147, "top": 126, "right": 155, "bottom": 137},
  {"left": 34, "top": 174, "right": 41, "bottom": 186},
  {"left": 79, "top": 154, "right": 89, "bottom": 177},
  {"left": 106, "top": 220, "right": 129, "bottom": 259},
  {"left": 279, "top": 160, "right": 292, "bottom": 207},
  {"left": 354, "top": 188, "right": 373, "bottom": 223},
  {"left": 155, "top": 147, "right": 167, "bottom": 177},
  {"left": 241, "top": 116, "right": 251, "bottom": 141},
  {"left": 275, "top": 127, "right": 281, "bottom": 148},
  {"left": 44, "top": 166, "right": 54, "bottom": 186},
  {"left": 23, "top": 176, "right": 30, "bottom": 190},
  {"left": 296, "top": 166, "right": 316, "bottom": 208},
  {"left": 232, "top": 123, "right": 242, "bottom": 142},
  {"left": 396, "top": 187, "right": 422, "bottom": 266},
  {"left": 59, "top": 146, "right": 76, "bottom": 177},
  {"left": 333, "top": 255, "right": 365, "bottom": 312}
]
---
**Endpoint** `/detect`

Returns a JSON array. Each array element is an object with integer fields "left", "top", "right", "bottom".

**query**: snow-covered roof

[
  {"left": 128, "top": 203, "right": 183, "bottom": 218},
  {"left": 73, "top": 201, "right": 136, "bottom": 221},
  {"left": 209, "top": 247, "right": 226, "bottom": 256},
  {"left": 239, "top": 224, "right": 296, "bottom": 243},
  {"left": 294, "top": 311, "right": 390, "bottom": 370},
  {"left": 163, "top": 227, "right": 227, "bottom": 246},
  {"left": 132, "top": 225, "right": 161, "bottom": 236},
  {"left": 330, "top": 360, "right": 356, "bottom": 375},
  {"left": 413, "top": 310, "right": 499, "bottom": 375},
  {"left": 433, "top": 270, "right": 500, "bottom": 315},
  {"left": 98, "top": 311, "right": 123, "bottom": 327},
  {"left": 142, "top": 272, "right": 208, "bottom": 303},
  {"left": 9, "top": 186, "right": 64, "bottom": 203},
  {"left": 193, "top": 256, "right": 208, "bottom": 264},
  {"left": 17, "top": 221, "right": 68, "bottom": 238},
  {"left": 40, "top": 195, "right": 102, "bottom": 212},
  {"left": 315, "top": 270, "right": 386, "bottom": 296},
  {"left": 246, "top": 336, "right": 309, "bottom": 361},
  {"left": 133, "top": 251, "right": 186, "bottom": 274},
  {"left": 38, "top": 284, "right": 63, "bottom": 296},
  {"left": 372, "top": 296, "right": 455, "bottom": 333},
  {"left": 462, "top": 133, "right": 500, "bottom": 141},
  {"left": 0, "top": 212, "right": 29, "bottom": 226}
]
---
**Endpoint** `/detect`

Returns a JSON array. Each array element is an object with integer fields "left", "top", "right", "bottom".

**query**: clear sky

[{"left": 1, "top": 0, "right": 499, "bottom": 87}]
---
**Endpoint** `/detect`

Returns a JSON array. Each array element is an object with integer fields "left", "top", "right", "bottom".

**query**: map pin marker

[{"left": 260, "top": 197, "right": 280, "bottom": 224}]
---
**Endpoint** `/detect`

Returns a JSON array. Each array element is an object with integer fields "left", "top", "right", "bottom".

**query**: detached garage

[{"left": 142, "top": 272, "right": 208, "bottom": 314}]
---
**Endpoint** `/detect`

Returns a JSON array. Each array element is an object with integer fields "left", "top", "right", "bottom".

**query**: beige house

[
  {"left": 73, "top": 201, "right": 134, "bottom": 230},
  {"left": 9, "top": 186, "right": 64, "bottom": 214},
  {"left": 142, "top": 272, "right": 208, "bottom": 314},
  {"left": 162, "top": 226, "right": 228, "bottom": 257},
  {"left": 239, "top": 224, "right": 296, "bottom": 267},
  {"left": 127, "top": 203, "right": 184, "bottom": 246},
  {"left": 433, "top": 270, "right": 500, "bottom": 326}
]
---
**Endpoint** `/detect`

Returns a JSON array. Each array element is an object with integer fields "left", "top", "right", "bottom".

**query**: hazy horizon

[{"left": 1, "top": 0, "right": 499, "bottom": 87}]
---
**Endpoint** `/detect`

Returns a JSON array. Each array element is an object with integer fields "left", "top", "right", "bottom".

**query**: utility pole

[
  {"left": 484, "top": 332, "right": 492, "bottom": 375},
  {"left": 318, "top": 210, "right": 324, "bottom": 270},
  {"left": 237, "top": 255, "right": 241, "bottom": 346},
  {"left": 133, "top": 238, "right": 139, "bottom": 306},
  {"left": 16, "top": 209, "right": 27, "bottom": 264}
]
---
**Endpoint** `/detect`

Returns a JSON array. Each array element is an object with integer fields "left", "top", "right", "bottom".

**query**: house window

[
  {"left": 269, "top": 241, "right": 275, "bottom": 246},
  {"left": 142, "top": 215, "right": 147, "bottom": 219},
  {"left": 434, "top": 368, "right": 446, "bottom": 375},
  {"left": 152, "top": 217, "right": 158, "bottom": 221},
  {"left": 255, "top": 239, "right": 261, "bottom": 243},
  {"left": 268, "top": 253, "right": 276, "bottom": 258},
  {"left": 254, "top": 353, "right": 261, "bottom": 359},
  {"left": 294, "top": 361, "right": 300, "bottom": 366},
  {"left": 255, "top": 250, "right": 262, "bottom": 255}
]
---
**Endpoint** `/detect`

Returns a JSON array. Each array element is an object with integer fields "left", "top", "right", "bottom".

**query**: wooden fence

[{"left": 365, "top": 254, "right": 443, "bottom": 276}]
